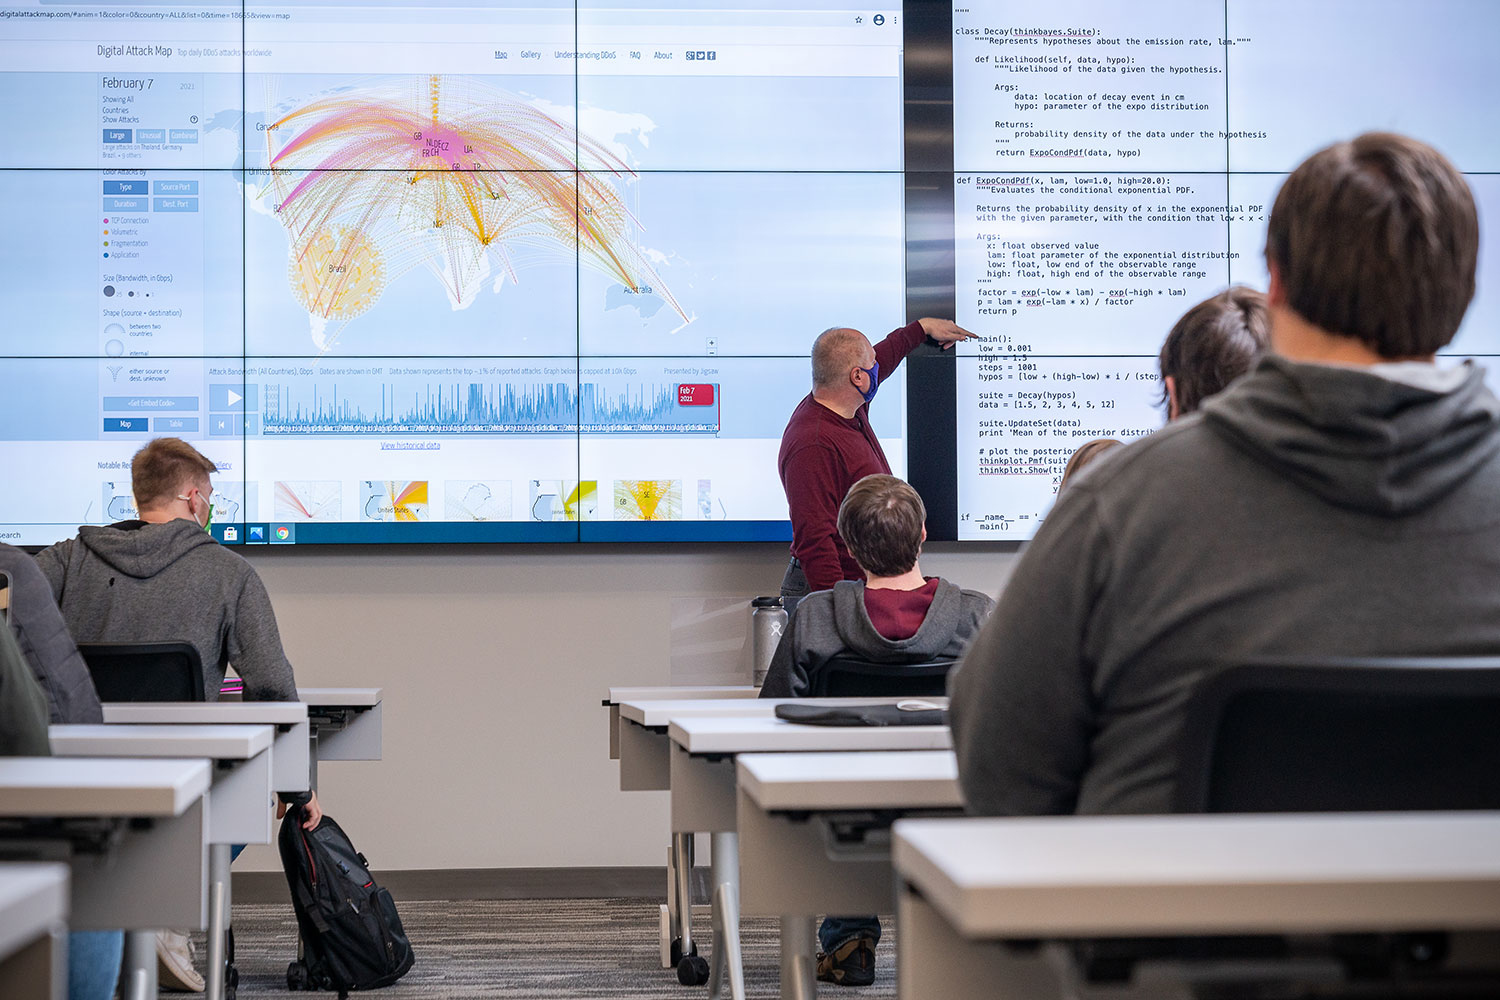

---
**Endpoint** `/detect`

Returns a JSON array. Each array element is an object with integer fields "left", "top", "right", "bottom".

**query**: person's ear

[
  {"left": 1266, "top": 262, "right": 1285, "bottom": 308},
  {"left": 1164, "top": 375, "right": 1181, "bottom": 421}
]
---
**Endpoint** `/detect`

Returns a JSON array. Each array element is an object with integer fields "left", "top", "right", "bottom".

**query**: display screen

[
  {"left": 0, "top": 0, "right": 904, "bottom": 544},
  {"left": 942, "top": 0, "right": 1499, "bottom": 539},
  {"left": 1, "top": 1, "right": 1494, "bottom": 546}
]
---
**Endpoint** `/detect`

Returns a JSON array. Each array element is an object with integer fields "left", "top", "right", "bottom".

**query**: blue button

[
  {"left": 103, "top": 417, "right": 150, "bottom": 432},
  {"left": 153, "top": 180, "right": 198, "bottom": 195},
  {"left": 136, "top": 128, "right": 166, "bottom": 143},
  {"left": 207, "top": 413, "right": 235, "bottom": 436},
  {"left": 247, "top": 524, "right": 267, "bottom": 543},
  {"left": 153, "top": 197, "right": 198, "bottom": 213},
  {"left": 168, "top": 128, "right": 198, "bottom": 144},
  {"left": 103, "top": 396, "right": 200, "bottom": 411},
  {"left": 269, "top": 523, "right": 295, "bottom": 544},
  {"left": 153, "top": 416, "right": 200, "bottom": 432},
  {"left": 238, "top": 414, "right": 257, "bottom": 435},
  {"left": 103, "top": 197, "right": 149, "bottom": 212},
  {"left": 102, "top": 129, "right": 133, "bottom": 144},
  {"left": 103, "top": 180, "right": 147, "bottom": 195}
]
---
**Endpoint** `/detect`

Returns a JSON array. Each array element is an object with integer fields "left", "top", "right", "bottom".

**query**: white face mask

[{"left": 177, "top": 490, "right": 213, "bottom": 532}]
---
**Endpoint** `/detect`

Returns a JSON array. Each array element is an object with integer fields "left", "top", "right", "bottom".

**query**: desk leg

[
  {"left": 0, "top": 924, "right": 66, "bottom": 1000},
  {"left": 206, "top": 844, "right": 230, "bottom": 1000},
  {"left": 780, "top": 915, "right": 817, "bottom": 1000},
  {"left": 309, "top": 730, "right": 320, "bottom": 794},
  {"left": 672, "top": 832, "right": 695, "bottom": 965},
  {"left": 121, "top": 930, "right": 157, "bottom": 1000},
  {"left": 707, "top": 832, "right": 744, "bottom": 1000}
]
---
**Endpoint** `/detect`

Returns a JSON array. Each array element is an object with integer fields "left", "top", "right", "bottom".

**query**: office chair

[
  {"left": 77, "top": 640, "right": 207, "bottom": 703},
  {"left": 1077, "top": 657, "right": 1500, "bottom": 994},
  {"left": 807, "top": 653, "right": 956, "bottom": 697},
  {"left": 1174, "top": 657, "right": 1500, "bottom": 813}
]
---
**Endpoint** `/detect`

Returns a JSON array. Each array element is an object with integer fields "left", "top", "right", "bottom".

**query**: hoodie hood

[
  {"left": 77, "top": 519, "right": 218, "bottom": 579},
  {"left": 831, "top": 579, "right": 967, "bottom": 660},
  {"left": 1201, "top": 353, "right": 1500, "bottom": 516}
]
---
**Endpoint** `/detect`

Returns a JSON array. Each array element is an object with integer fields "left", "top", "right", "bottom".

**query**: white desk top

[
  {"left": 103, "top": 702, "right": 308, "bottom": 725},
  {"left": 297, "top": 688, "right": 381, "bottom": 708},
  {"left": 738, "top": 751, "right": 961, "bottom": 812},
  {"left": 608, "top": 685, "right": 758, "bottom": 705},
  {"left": 894, "top": 812, "right": 1500, "bottom": 937},
  {"left": 0, "top": 863, "right": 68, "bottom": 958},
  {"left": 622, "top": 695, "right": 937, "bottom": 728},
  {"left": 50, "top": 724, "right": 274, "bottom": 760},
  {"left": 0, "top": 758, "right": 211, "bottom": 817},
  {"left": 670, "top": 713, "right": 951, "bottom": 755}
]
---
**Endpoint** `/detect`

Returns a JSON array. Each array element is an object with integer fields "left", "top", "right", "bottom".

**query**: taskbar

[{"left": 210, "top": 520, "right": 793, "bottom": 545}]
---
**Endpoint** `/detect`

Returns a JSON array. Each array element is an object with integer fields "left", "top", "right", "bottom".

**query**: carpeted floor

[{"left": 222, "top": 898, "right": 895, "bottom": 999}]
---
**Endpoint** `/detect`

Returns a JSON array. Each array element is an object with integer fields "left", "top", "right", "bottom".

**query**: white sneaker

[{"left": 156, "top": 930, "right": 205, "bottom": 992}]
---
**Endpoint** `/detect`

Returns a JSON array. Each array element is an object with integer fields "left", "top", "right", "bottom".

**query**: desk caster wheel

[
  {"left": 287, "top": 960, "right": 309, "bottom": 990},
  {"left": 225, "top": 966, "right": 238, "bottom": 1000},
  {"left": 669, "top": 937, "right": 698, "bottom": 967},
  {"left": 677, "top": 954, "right": 710, "bottom": 986}
]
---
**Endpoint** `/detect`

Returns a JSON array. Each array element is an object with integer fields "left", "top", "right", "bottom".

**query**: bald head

[{"left": 811, "top": 327, "right": 872, "bottom": 389}]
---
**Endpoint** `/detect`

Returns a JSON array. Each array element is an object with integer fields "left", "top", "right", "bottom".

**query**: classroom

[{"left": 2, "top": 1, "right": 1499, "bottom": 998}]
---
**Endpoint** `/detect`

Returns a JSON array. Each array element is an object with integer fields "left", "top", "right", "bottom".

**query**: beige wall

[{"left": 233, "top": 541, "right": 1018, "bottom": 872}]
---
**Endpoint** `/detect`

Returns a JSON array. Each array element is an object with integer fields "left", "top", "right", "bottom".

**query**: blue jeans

[
  {"left": 819, "top": 915, "right": 881, "bottom": 954},
  {"left": 68, "top": 930, "right": 122, "bottom": 1000}
]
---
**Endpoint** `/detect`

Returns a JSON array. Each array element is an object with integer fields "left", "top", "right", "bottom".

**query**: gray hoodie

[
  {"left": 951, "top": 354, "right": 1500, "bottom": 817},
  {"left": 0, "top": 543, "right": 102, "bottom": 723},
  {"left": 760, "top": 579, "right": 995, "bottom": 698},
  {"left": 36, "top": 519, "right": 298, "bottom": 703}
]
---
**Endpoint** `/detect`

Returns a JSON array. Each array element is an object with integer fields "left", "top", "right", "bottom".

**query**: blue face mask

[{"left": 855, "top": 360, "right": 880, "bottom": 404}]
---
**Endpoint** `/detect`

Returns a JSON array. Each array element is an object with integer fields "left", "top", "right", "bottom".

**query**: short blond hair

[{"left": 132, "top": 437, "right": 216, "bottom": 510}]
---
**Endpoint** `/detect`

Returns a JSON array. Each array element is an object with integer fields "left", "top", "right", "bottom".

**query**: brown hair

[
  {"left": 1158, "top": 286, "right": 1269, "bottom": 416},
  {"left": 837, "top": 474, "right": 925, "bottom": 577},
  {"left": 1265, "top": 132, "right": 1478, "bottom": 357},
  {"left": 1059, "top": 438, "right": 1123, "bottom": 493},
  {"left": 132, "top": 437, "right": 216, "bottom": 511}
]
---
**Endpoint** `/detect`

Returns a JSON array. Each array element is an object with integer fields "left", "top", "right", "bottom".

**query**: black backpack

[{"left": 279, "top": 809, "right": 415, "bottom": 995}]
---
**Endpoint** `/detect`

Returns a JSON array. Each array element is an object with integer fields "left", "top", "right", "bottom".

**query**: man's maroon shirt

[{"left": 777, "top": 321, "right": 927, "bottom": 591}]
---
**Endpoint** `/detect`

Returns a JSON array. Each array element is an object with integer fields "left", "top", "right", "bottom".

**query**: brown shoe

[{"left": 816, "top": 937, "right": 876, "bottom": 986}]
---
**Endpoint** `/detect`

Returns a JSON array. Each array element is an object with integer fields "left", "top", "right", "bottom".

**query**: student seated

[
  {"left": 760, "top": 474, "right": 993, "bottom": 985},
  {"left": 1158, "top": 284, "right": 1269, "bottom": 420},
  {"left": 0, "top": 543, "right": 102, "bottom": 724},
  {"left": 950, "top": 131, "right": 1500, "bottom": 818},
  {"left": 36, "top": 436, "right": 320, "bottom": 991}
]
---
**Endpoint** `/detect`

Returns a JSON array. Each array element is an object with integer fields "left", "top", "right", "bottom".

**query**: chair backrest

[
  {"left": 77, "top": 641, "right": 206, "bottom": 702},
  {"left": 808, "top": 653, "right": 956, "bottom": 698},
  {"left": 1174, "top": 658, "right": 1500, "bottom": 813}
]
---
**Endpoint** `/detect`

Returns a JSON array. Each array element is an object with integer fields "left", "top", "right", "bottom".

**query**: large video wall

[{"left": 0, "top": 0, "right": 1494, "bottom": 545}]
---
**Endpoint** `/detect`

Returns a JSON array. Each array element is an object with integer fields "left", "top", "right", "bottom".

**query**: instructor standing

[{"left": 778, "top": 318, "right": 974, "bottom": 602}]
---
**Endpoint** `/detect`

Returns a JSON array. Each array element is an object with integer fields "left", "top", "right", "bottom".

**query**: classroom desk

[
  {"left": 49, "top": 724, "right": 276, "bottom": 1000},
  {"left": 210, "top": 687, "right": 385, "bottom": 790},
  {"left": 102, "top": 702, "right": 310, "bottom": 795},
  {"left": 667, "top": 706, "right": 950, "bottom": 1000},
  {"left": 0, "top": 758, "right": 211, "bottom": 1000},
  {"left": 617, "top": 697, "right": 889, "bottom": 793},
  {"left": 892, "top": 812, "right": 1500, "bottom": 1000},
  {"left": 605, "top": 689, "right": 757, "bottom": 970},
  {"left": 736, "top": 751, "right": 963, "bottom": 1000},
  {"left": 0, "top": 863, "right": 69, "bottom": 1000},
  {"left": 296, "top": 688, "right": 383, "bottom": 789},
  {"left": 605, "top": 685, "right": 757, "bottom": 762}
]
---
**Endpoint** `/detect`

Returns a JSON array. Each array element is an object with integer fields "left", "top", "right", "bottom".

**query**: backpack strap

[{"left": 294, "top": 877, "right": 330, "bottom": 934}]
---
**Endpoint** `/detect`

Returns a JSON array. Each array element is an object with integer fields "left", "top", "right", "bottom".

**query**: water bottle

[{"left": 749, "top": 596, "right": 788, "bottom": 687}]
